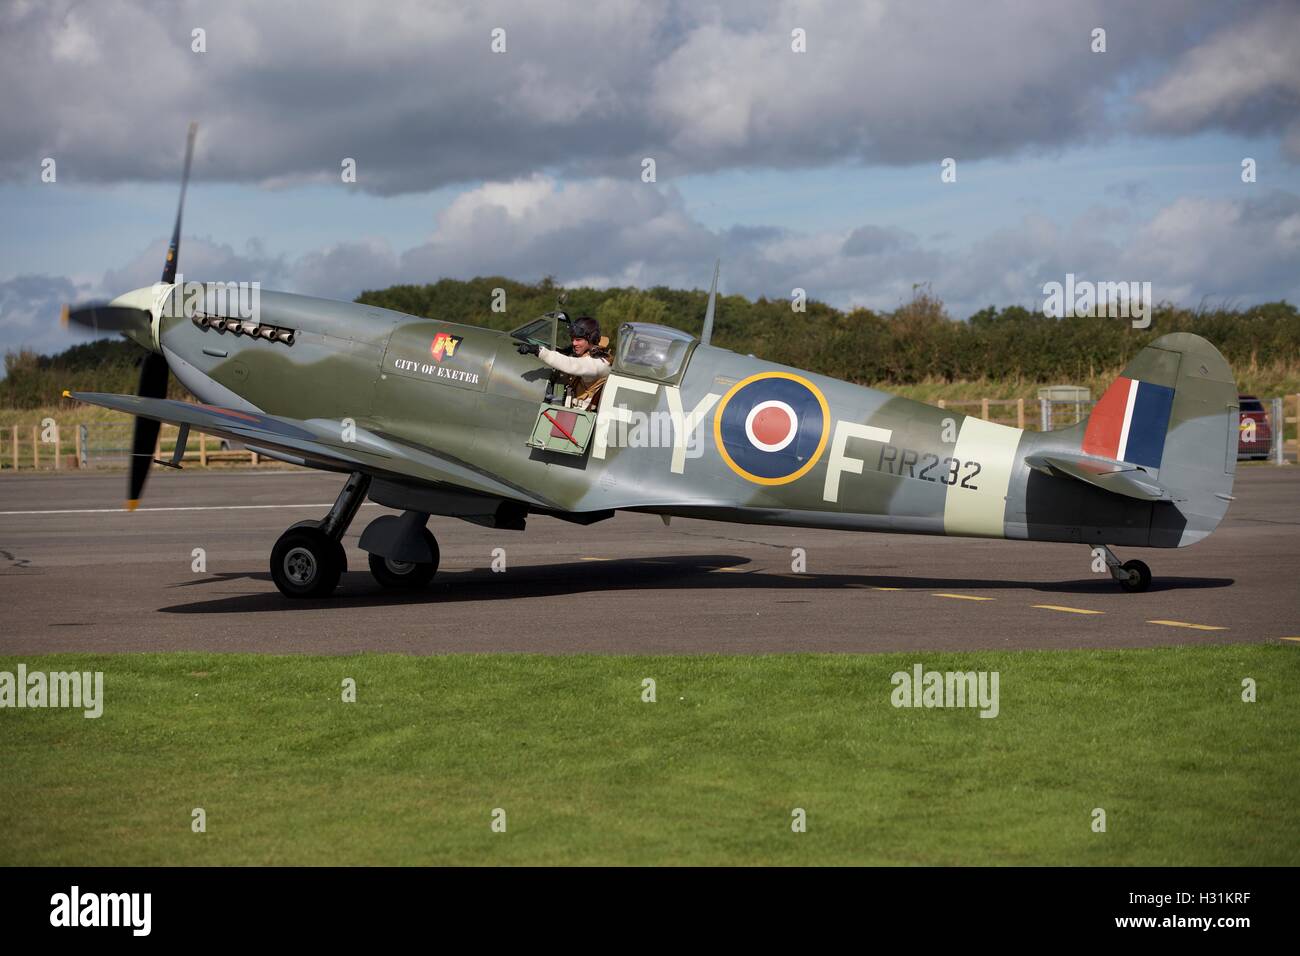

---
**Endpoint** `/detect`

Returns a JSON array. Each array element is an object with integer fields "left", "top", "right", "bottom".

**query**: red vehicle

[{"left": 1238, "top": 395, "right": 1272, "bottom": 459}]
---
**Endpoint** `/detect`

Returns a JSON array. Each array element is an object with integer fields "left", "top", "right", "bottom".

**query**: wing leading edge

[{"left": 64, "top": 391, "right": 556, "bottom": 507}]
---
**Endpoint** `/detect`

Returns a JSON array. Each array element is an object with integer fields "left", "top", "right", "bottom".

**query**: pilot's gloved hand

[{"left": 516, "top": 342, "right": 540, "bottom": 356}]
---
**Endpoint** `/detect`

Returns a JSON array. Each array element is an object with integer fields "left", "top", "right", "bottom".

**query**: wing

[{"left": 65, "top": 391, "right": 556, "bottom": 507}]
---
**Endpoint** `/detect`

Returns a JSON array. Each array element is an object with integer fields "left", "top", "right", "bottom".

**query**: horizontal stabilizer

[{"left": 1024, "top": 453, "right": 1178, "bottom": 502}]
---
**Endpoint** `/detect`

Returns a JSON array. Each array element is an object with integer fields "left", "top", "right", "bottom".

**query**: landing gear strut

[
  {"left": 270, "top": 472, "right": 371, "bottom": 598},
  {"left": 1097, "top": 545, "right": 1151, "bottom": 593}
]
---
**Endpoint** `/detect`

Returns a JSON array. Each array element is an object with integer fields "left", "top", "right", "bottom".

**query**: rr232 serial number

[{"left": 878, "top": 446, "right": 982, "bottom": 490}]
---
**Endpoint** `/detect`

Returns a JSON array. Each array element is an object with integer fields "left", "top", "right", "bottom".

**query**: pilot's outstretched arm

[{"left": 537, "top": 348, "right": 611, "bottom": 380}]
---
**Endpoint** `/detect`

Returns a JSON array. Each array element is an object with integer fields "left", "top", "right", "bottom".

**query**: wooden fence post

[
  {"left": 199, "top": 432, "right": 207, "bottom": 467},
  {"left": 11, "top": 426, "right": 18, "bottom": 471},
  {"left": 981, "top": 398, "right": 990, "bottom": 421},
  {"left": 32, "top": 426, "right": 40, "bottom": 469},
  {"left": 53, "top": 423, "right": 61, "bottom": 470},
  {"left": 937, "top": 399, "right": 946, "bottom": 410},
  {"left": 1017, "top": 398, "right": 1025, "bottom": 429}
]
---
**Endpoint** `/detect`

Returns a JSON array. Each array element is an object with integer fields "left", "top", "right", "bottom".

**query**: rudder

[{"left": 1081, "top": 332, "right": 1238, "bottom": 546}]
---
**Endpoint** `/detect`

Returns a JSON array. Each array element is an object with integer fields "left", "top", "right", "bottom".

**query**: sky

[{"left": 1, "top": 0, "right": 1298, "bottom": 358}]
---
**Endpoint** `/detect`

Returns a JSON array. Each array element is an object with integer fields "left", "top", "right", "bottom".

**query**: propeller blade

[
  {"left": 126, "top": 352, "right": 170, "bottom": 510},
  {"left": 161, "top": 121, "right": 198, "bottom": 285},
  {"left": 62, "top": 303, "right": 151, "bottom": 335}
]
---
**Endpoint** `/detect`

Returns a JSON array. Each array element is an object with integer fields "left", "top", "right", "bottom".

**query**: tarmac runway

[{"left": 1, "top": 467, "right": 1296, "bottom": 655}]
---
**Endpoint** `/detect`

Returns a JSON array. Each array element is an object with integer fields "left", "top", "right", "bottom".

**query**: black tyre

[
  {"left": 368, "top": 528, "right": 439, "bottom": 590},
  {"left": 270, "top": 526, "right": 343, "bottom": 598},
  {"left": 1118, "top": 559, "right": 1151, "bottom": 593},
  {"left": 289, "top": 519, "right": 347, "bottom": 574}
]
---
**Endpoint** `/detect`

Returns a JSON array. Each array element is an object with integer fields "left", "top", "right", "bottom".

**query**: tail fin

[{"left": 1080, "top": 332, "right": 1238, "bottom": 546}]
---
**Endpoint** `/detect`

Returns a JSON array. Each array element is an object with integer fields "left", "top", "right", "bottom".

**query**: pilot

[{"left": 518, "top": 315, "right": 612, "bottom": 410}]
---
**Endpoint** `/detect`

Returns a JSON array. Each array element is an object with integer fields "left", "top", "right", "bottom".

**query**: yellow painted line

[
  {"left": 1280, "top": 637, "right": 1300, "bottom": 644},
  {"left": 873, "top": 587, "right": 902, "bottom": 591},
  {"left": 713, "top": 567, "right": 746, "bottom": 573},
  {"left": 933, "top": 593, "right": 994, "bottom": 602},
  {"left": 1148, "top": 620, "right": 1227, "bottom": 631},
  {"left": 580, "top": 557, "right": 611, "bottom": 562},
  {"left": 1033, "top": 604, "right": 1105, "bottom": 615}
]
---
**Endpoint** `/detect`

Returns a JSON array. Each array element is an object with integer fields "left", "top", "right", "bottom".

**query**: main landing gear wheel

[
  {"left": 271, "top": 526, "right": 344, "bottom": 598},
  {"left": 368, "top": 528, "right": 439, "bottom": 590},
  {"left": 1118, "top": 559, "right": 1151, "bottom": 593},
  {"left": 289, "top": 519, "right": 347, "bottom": 574}
]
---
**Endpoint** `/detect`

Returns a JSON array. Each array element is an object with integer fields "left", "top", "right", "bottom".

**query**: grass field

[{"left": 1, "top": 645, "right": 1295, "bottom": 866}]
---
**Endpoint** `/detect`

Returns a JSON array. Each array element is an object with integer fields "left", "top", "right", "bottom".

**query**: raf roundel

[{"left": 713, "top": 372, "right": 830, "bottom": 485}]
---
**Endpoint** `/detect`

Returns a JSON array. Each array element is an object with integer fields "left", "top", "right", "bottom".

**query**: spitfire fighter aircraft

[{"left": 63, "top": 128, "right": 1238, "bottom": 598}]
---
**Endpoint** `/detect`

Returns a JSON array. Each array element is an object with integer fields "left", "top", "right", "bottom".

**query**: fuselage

[{"left": 117, "top": 282, "right": 1234, "bottom": 549}]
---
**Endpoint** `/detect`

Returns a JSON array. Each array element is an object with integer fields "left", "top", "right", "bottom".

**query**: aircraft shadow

[{"left": 158, "top": 554, "right": 1234, "bottom": 614}]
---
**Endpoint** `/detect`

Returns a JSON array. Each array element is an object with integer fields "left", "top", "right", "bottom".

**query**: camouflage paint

[{"left": 79, "top": 285, "right": 1237, "bottom": 550}]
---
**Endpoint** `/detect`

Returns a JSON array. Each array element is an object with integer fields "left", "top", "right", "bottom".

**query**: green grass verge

[{"left": 1, "top": 646, "right": 1295, "bottom": 866}]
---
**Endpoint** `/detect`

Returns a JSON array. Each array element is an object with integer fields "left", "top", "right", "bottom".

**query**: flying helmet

[{"left": 570, "top": 316, "right": 600, "bottom": 344}]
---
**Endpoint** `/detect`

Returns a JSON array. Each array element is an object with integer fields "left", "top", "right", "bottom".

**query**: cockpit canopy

[{"left": 615, "top": 323, "right": 697, "bottom": 384}]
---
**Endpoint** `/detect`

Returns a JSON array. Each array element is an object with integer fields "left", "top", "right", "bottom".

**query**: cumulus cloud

[
  {"left": 13, "top": 175, "right": 1296, "bottom": 361},
  {"left": 395, "top": 177, "right": 1300, "bottom": 317},
  {"left": 1134, "top": 2, "right": 1300, "bottom": 158},
  {"left": 13, "top": 173, "right": 1300, "bottom": 355},
  {"left": 1, "top": 0, "right": 1287, "bottom": 195},
  {"left": 399, "top": 176, "right": 717, "bottom": 287},
  {"left": 842, "top": 225, "right": 912, "bottom": 257},
  {"left": 100, "top": 237, "right": 290, "bottom": 294},
  {"left": 1125, "top": 191, "right": 1300, "bottom": 303},
  {"left": 380, "top": 177, "right": 1300, "bottom": 317},
  {"left": 0, "top": 237, "right": 293, "bottom": 358},
  {"left": 0, "top": 274, "right": 99, "bottom": 356}
]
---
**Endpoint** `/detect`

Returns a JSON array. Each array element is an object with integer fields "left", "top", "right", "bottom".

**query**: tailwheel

[
  {"left": 271, "top": 525, "right": 344, "bottom": 598},
  {"left": 1118, "top": 559, "right": 1151, "bottom": 593},
  {"left": 368, "top": 528, "right": 439, "bottom": 590}
]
